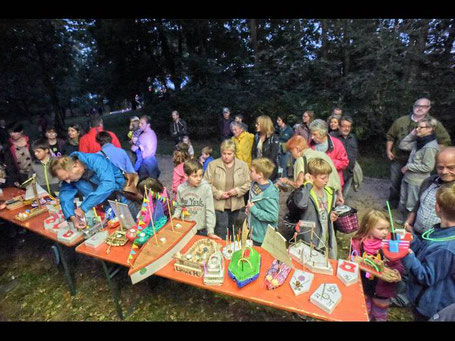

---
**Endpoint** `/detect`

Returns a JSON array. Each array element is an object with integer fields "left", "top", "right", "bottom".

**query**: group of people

[{"left": 1, "top": 98, "right": 454, "bottom": 322}]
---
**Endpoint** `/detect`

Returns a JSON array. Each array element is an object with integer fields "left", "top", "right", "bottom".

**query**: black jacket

[
  {"left": 334, "top": 131, "right": 359, "bottom": 177},
  {"left": 170, "top": 119, "right": 188, "bottom": 143},
  {"left": 251, "top": 133, "right": 280, "bottom": 181}
]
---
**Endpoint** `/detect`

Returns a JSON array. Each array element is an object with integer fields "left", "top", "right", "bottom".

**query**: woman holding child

[{"left": 204, "top": 139, "right": 251, "bottom": 240}]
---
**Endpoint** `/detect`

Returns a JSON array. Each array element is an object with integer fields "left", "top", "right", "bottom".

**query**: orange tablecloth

[
  {"left": 76, "top": 234, "right": 369, "bottom": 321},
  {"left": 0, "top": 187, "right": 84, "bottom": 247}
]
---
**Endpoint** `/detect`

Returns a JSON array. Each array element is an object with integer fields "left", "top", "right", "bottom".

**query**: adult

[
  {"left": 276, "top": 115, "right": 294, "bottom": 178},
  {"left": 131, "top": 115, "right": 160, "bottom": 179},
  {"left": 79, "top": 114, "right": 121, "bottom": 153},
  {"left": 231, "top": 121, "right": 254, "bottom": 166},
  {"left": 62, "top": 123, "right": 83, "bottom": 156},
  {"left": 4, "top": 123, "right": 32, "bottom": 185},
  {"left": 96, "top": 131, "right": 136, "bottom": 174},
  {"left": 309, "top": 119, "right": 349, "bottom": 189},
  {"left": 332, "top": 107, "right": 343, "bottom": 119},
  {"left": 252, "top": 115, "right": 280, "bottom": 181},
  {"left": 385, "top": 97, "right": 451, "bottom": 208},
  {"left": 294, "top": 110, "right": 314, "bottom": 142},
  {"left": 392, "top": 147, "right": 455, "bottom": 309},
  {"left": 334, "top": 116, "right": 359, "bottom": 197},
  {"left": 219, "top": 107, "right": 233, "bottom": 141},
  {"left": 204, "top": 139, "right": 251, "bottom": 240},
  {"left": 170, "top": 110, "right": 188, "bottom": 145},
  {"left": 279, "top": 135, "right": 343, "bottom": 205},
  {"left": 50, "top": 152, "right": 138, "bottom": 229},
  {"left": 397, "top": 117, "right": 440, "bottom": 223},
  {"left": 327, "top": 115, "right": 340, "bottom": 137}
]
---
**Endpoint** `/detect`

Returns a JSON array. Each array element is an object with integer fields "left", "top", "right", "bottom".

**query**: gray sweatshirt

[{"left": 172, "top": 179, "right": 216, "bottom": 235}]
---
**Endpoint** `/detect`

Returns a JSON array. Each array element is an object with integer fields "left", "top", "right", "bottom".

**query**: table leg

[
  {"left": 101, "top": 260, "right": 124, "bottom": 320},
  {"left": 53, "top": 243, "right": 77, "bottom": 296}
]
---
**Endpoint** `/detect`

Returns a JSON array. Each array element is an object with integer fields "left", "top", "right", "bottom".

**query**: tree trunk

[{"left": 249, "top": 19, "right": 258, "bottom": 66}]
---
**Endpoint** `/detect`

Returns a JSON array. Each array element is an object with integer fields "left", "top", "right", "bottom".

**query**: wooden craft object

[
  {"left": 310, "top": 283, "right": 342, "bottom": 314},
  {"left": 288, "top": 241, "right": 333, "bottom": 275},
  {"left": 203, "top": 250, "right": 225, "bottom": 286},
  {"left": 353, "top": 256, "right": 401, "bottom": 283},
  {"left": 85, "top": 231, "right": 109, "bottom": 248},
  {"left": 336, "top": 259, "right": 359, "bottom": 286},
  {"left": 14, "top": 207, "right": 48, "bottom": 221},
  {"left": 381, "top": 231, "right": 411, "bottom": 262},
  {"left": 128, "top": 219, "right": 197, "bottom": 284},
  {"left": 289, "top": 270, "right": 314, "bottom": 296},
  {"left": 173, "top": 237, "right": 219, "bottom": 278}
]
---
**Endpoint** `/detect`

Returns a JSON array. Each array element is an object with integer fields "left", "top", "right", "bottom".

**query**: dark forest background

[{"left": 1, "top": 19, "right": 454, "bottom": 149}]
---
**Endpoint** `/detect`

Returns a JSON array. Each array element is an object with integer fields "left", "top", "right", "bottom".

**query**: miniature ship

[
  {"left": 173, "top": 238, "right": 219, "bottom": 278},
  {"left": 353, "top": 252, "right": 401, "bottom": 283},
  {"left": 288, "top": 240, "right": 333, "bottom": 275},
  {"left": 203, "top": 250, "right": 225, "bottom": 286},
  {"left": 128, "top": 218, "right": 197, "bottom": 284}
]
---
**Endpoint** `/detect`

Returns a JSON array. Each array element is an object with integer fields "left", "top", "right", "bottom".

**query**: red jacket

[
  {"left": 78, "top": 127, "right": 121, "bottom": 153},
  {"left": 310, "top": 135, "right": 349, "bottom": 187}
]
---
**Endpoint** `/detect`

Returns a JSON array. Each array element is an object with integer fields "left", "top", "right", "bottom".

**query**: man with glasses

[{"left": 385, "top": 98, "right": 450, "bottom": 209}]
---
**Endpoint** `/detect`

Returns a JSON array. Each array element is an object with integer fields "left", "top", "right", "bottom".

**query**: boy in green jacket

[{"left": 246, "top": 157, "right": 280, "bottom": 246}]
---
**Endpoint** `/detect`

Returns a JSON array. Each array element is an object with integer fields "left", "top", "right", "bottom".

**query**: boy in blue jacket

[
  {"left": 402, "top": 182, "right": 455, "bottom": 321},
  {"left": 50, "top": 151, "right": 137, "bottom": 229},
  {"left": 246, "top": 157, "right": 279, "bottom": 246}
]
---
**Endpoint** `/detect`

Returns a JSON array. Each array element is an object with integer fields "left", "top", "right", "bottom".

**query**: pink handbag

[{"left": 334, "top": 206, "right": 359, "bottom": 234}]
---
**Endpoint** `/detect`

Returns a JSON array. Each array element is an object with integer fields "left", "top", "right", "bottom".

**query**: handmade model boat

[
  {"left": 128, "top": 218, "right": 197, "bottom": 284},
  {"left": 174, "top": 238, "right": 219, "bottom": 277},
  {"left": 381, "top": 230, "right": 411, "bottom": 262}
]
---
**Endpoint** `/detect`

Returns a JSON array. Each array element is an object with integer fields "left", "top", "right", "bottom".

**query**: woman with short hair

[
  {"left": 204, "top": 139, "right": 251, "bottom": 240},
  {"left": 231, "top": 120, "right": 254, "bottom": 166}
]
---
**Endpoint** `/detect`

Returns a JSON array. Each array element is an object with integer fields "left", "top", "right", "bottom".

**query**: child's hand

[
  {"left": 390, "top": 270, "right": 402, "bottom": 282},
  {"left": 208, "top": 233, "right": 222, "bottom": 240},
  {"left": 401, "top": 165, "right": 408, "bottom": 174},
  {"left": 330, "top": 211, "right": 339, "bottom": 222}
]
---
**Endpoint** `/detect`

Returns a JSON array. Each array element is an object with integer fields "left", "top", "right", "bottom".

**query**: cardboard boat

[
  {"left": 128, "top": 218, "right": 197, "bottom": 284},
  {"left": 381, "top": 231, "right": 411, "bottom": 262}
]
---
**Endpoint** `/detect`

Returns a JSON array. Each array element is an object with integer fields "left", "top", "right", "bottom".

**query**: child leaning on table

[
  {"left": 350, "top": 209, "right": 404, "bottom": 322},
  {"left": 245, "top": 157, "right": 280, "bottom": 246},
  {"left": 172, "top": 159, "right": 220, "bottom": 240},
  {"left": 137, "top": 177, "right": 171, "bottom": 218},
  {"left": 291, "top": 158, "right": 339, "bottom": 259},
  {"left": 401, "top": 182, "right": 455, "bottom": 321}
]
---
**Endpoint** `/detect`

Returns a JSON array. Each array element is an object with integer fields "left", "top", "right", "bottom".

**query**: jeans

[
  {"left": 278, "top": 152, "right": 291, "bottom": 177},
  {"left": 138, "top": 156, "right": 161, "bottom": 179},
  {"left": 214, "top": 209, "right": 240, "bottom": 240},
  {"left": 388, "top": 159, "right": 407, "bottom": 207}
]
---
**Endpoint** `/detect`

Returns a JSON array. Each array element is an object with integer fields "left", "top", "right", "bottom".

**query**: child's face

[
  {"left": 34, "top": 148, "right": 49, "bottom": 161},
  {"left": 202, "top": 152, "right": 210, "bottom": 160},
  {"left": 186, "top": 169, "right": 203, "bottom": 187},
  {"left": 311, "top": 173, "right": 329, "bottom": 189},
  {"left": 45, "top": 129, "right": 57, "bottom": 139},
  {"left": 183, "top": 137, "right": 189, "bottom": 144},
  {"left": 369, "top": 219, "right": 389, "bottom": 240},
  {"left": 250, "top": 167, "right": 263, "bottom": 183},
  {"left": 68, "top": 127, "right": 79, "bottom": 139}
]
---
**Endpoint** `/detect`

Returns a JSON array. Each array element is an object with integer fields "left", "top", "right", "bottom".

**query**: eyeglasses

[{"left": 414, "top": 105, "right": 430, "bottom": 109}]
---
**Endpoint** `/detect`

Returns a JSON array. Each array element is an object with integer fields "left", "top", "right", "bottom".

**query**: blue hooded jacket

[
  {"left": 402, "top": 225, "right": 455, "bottom": 318},
  {"left": 59, "top": 151, "right": 125, "bottom": 219}
]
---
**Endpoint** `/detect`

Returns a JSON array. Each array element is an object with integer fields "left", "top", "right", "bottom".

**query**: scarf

[
  {"left": 416, "top": 133, "right": 436, "bottom": 151},
  {"left": 363, "top": 237, "right": 382, "bottom": 255}
]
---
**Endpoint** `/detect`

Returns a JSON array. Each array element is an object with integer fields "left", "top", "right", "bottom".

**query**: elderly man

[
  {"left": 131, "top": 115, "right": 160, "bottom": 179},
  {"left": 334, "top": 116, "right": 359, "bottom": 197},
  {"left": 392, "top": 147, "right": 455, "bottom": 308},
  {"left": 231, "top": 121, "right": 254, "bottom": 166},
  {"left": 309, "top": 119, "right": 349, "bottom": 188},
  {"left": 385, "top": 98, "right": 451, "bottom": 208},
  {"left": 219, "top": 107, "right": 233, "bottom": 141}
]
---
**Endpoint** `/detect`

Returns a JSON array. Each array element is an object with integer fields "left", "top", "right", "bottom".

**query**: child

[
  {"left": 402, "top": 182, "right": 455, "bottom": 321},
  {"left": 245, "top": 157, "right": 280, "bottom": 246},
  {"left": 128, "top": 116, "right": 143, "bottom": 172},
  {"left": 44, "top": 126, "right": 64, "bottom": 158},
  {"left": 31, "top": 139, "right": 61, "bottom": 197},
  {"left": 290, "top": 158, "right": 339, "bottom": 259},
  {"left": 172, "top": 142, "right": 191, "bottom": 198},
  {"left": 182, "top": 136, "right": 194, "bottom": 159},
  {"left": 351, "top": 209, "right": 404, "bottom": 321},
  {"left": 199, "top": 146, "right": 214, "bottom": 173},
  {"left": 137, "top": 177, "right": 171, "bottom": 218},
  {"left": 172, "top": 159, "right": 219, "bottom": 239}
]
